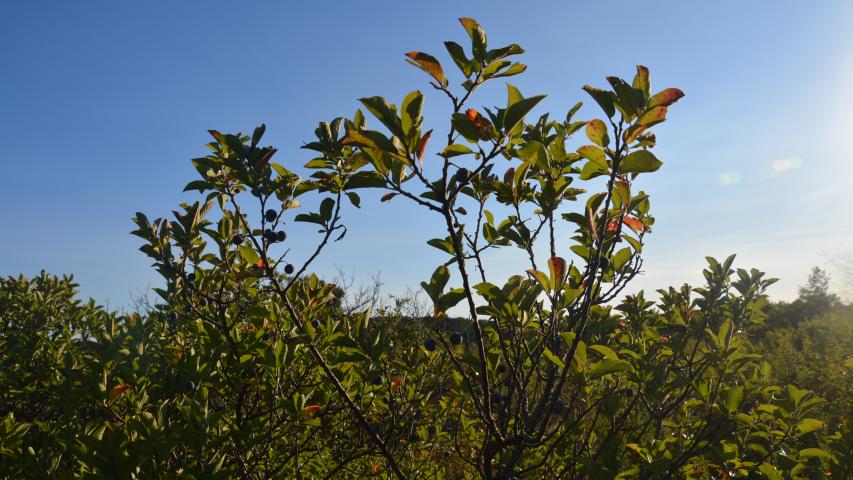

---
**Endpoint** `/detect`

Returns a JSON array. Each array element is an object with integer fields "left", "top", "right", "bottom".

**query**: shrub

[{"left": 0, "top": 18, "right": 843, "bottom": 479}]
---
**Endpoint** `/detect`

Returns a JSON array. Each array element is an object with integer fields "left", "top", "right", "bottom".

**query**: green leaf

[
  {"left": 490, "top": 63, "right": 526, "bottom": 79},
  {"left": 589, "top": 345, "right": 619, "bottom": 360},
  {"left": 795, "top": 418, "right": 823, "bottom": 435},
  {"left": 427, "top": 238, "right": 455, "bottom": 255},
  {"left": 797, "top": 448, "right": 830, "bottom": 459},
  {"left": 183, "top": 180, "right": 209, "bottom": 192},
  {"left": 542, "top": 348, "right": 565, "bottom": 368},
  {"left": 444, "top": 41, "right": 472, "bottom": 77},
  {"left": 346, "top": 192, "right": 361, "bottom": 208},
  {"left": 517, "top": 141, "right": 549, "bottom": 169},
  {"left": 582, "top": 86, "right": 616, "bottom": 118},
  {"left": 459, "top": 17, "right": 487, "bottom": 61},
  {"left": 439, "top": 288, "right": 467, "bottom": 311},
  {"left": 527, "top": 269, "right": 551, "bottom": 291},
  {"left": 440, "top": 144, "right": 475, "bottom": 158},
  {"left": 786, "top": 384, "right": 810, "bottom": 408},
  {"left": 722, "top": 386, "right": 744, "bottom": 413},
  {"left": 238, "top": 246, "right": 260, "bottom": 265},
  {"left": 632, "top": 65, "right": 650, "bottom": 99},
  {"left": 607, "top": 76, "right": 644, "bottom": 118},
  {"left": 503, "top": 94, "right": 546, "bottom": 133},
  {"left": 358, "top": 97, "right": 403, "bottom": 139},
  {"left": 560, "top": 332, "right": 576, "bottom": 347},
  {"left": 506, "top": 84, "right": 524, "bottom": 108},
  {"left": 620, "top": 150, "right": 662, "bottom": 173},
  {"left": 580, "top": 159, "right": 609, "bottom": 180},
  {"left": 400, "top": 90, "right": 424, "bottom": 137},
  {"left": 590, "top": 358, "right": 630, "bottom": 379},
  {"left": 430, "top": 265, "right": 451, "bottom": 294},
  {"left": 577, "top": 145, "right": 606, "bottom": 164},
  {"left": 637, "top": 106, "right": 667, "bottom": 127},
  {"left": 319, "top": 198, "right": 335, "bottom": 221},
  {"left": 345, "top": 171, "right": 387, "bottom": 189},
  {"left": 451, "top": 113, "right": 482, "bottom": 142},
  {"left": 585, "top": 119, "right": 609, "bottom": 147},
  {"left": 758, "top": 463, "right": 783, "bottom": 480}
]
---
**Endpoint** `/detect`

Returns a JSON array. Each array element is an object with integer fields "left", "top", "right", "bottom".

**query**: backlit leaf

[{"left": 405, "top": 52, "right": 445, "bottom": 84}]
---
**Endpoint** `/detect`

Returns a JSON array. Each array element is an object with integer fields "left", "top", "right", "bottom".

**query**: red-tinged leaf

[
  {"left": 637, "top": 106, "right": 667, "bottom": 127},
  {"left": 405, "top": 51, "right": 445, "bottom": 84},
  {"left": 623, "top": 124, "right": 649, "bottom": 144},
  {"left": 299, "top": 405, "right": 322, "bottom": 418},
  {"left": 577, "top": 145, "right": 606, "bottom": 164},
  {"left": 588, "top": 207, "right": 599, "bottom": 241},
  {"left": 633, "top": 65, "right": 650, "bottom": 97},
  {"left": 606, "top": 218, "right": 620, "bottom": 232},
  {"left": 108, "top": 384, "right": 132, "bottom": 403},
  {"left": 371, "top": 462, "right": 380, "bottom": 475},
  {"left": 503, "top": 167, "right": 515, "bottom": 185},
  {"left": 548, "top": 257, "right": 567, "bottom": 286},
  {"left": 622, "top": 216, "right": 645, "bottom": 233},
  {"left": 391, "top": 377, "right": 403, "bottom": 391},
  {"left": 415, "top": 129, "right": 432, "bottom": 167},
  {"left": 649, "top": 88, "right": 684, "bottom": 108},
  {"left": 380, "top": 192, "right": 397, "bottom": 202},
  {"left": 207, "top": 129, "right": 222, "bottom": 141},
  {"left": 585, "top": 119, "right": 609, "bottom": 147},
  {"left": 527, "top": 269, "right": 551, "bottom": 291},
  {"left": 459, "top": 17, "right": 478, "bottom": 35}
]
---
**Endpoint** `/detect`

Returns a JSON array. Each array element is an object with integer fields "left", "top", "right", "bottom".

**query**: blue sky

[{"left": 2, "top": 1, "right": 852, "bottom": 308}]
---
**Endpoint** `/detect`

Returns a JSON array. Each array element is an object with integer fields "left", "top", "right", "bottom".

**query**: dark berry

[
  {"left": 187, "top": 272, "right": 196, "bottom": 282},
  {"left": 169, "top": 312, "right": 178, "bottom": 322},
  {"left": 264, "top": 229, "right": 276, "bottom": 243},
  {"left": 199, "top": 298, "right": 208, "bottom": 307},
  {"left": 450, "top": 332, "right": 463, "bottom": 345},
  {"left": 423, "top": 338, "right": 437, "bottom": 351},
  {"left": 624, "top": 388, "right": 634, "bottom": 398},
  {"left": 312, "top": 319, "right": 320, "bottom": 329},
  {"left": 265, "top": 209, "right": 277, "bottom": 222},
  {"left": 371, "top": 374, "right": 383, "bottom": 386},
  {"left": 456, "top": 168, "right": 469, "bottom": 182},
  {"left": 551, "top": 399, "right": 566, "bottom": 414},
  {"left": 276, "top": 230, "right": 286, "bottom": 242},
  {"left": 231, "top": 234, "right": 244, "bottom": 245},
  {"left": 598, "top": 257, "right": 610, "bottom": 270},
  {"left": 186, "top": 381, "right": 196, "bottom": 392},
  {"left": 491, "top": 392, "right": 504, "bottom": 403},
  {"left": 284, "top": 264, "right": 295, "bottom": 275}
]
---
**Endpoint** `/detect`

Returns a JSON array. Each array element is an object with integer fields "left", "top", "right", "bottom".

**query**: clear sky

[{"left": 2, "top": 1, "right": 852, "bottom": 308}]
